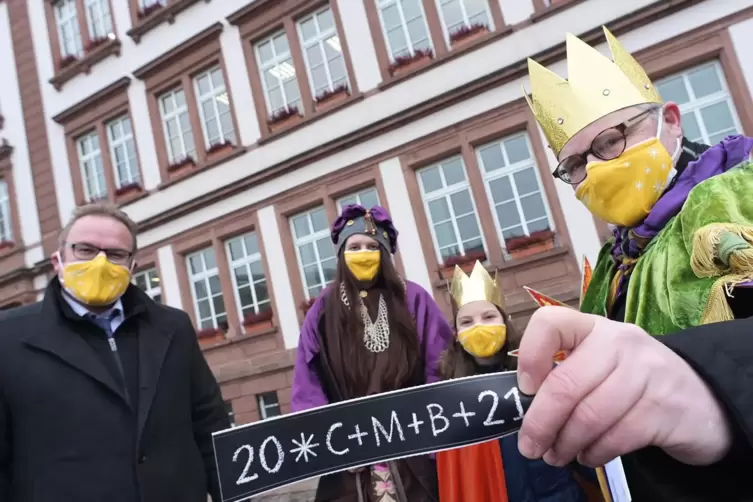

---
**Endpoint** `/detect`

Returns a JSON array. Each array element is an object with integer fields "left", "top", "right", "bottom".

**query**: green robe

[{"left": 580, "top": 161, "right": 753, "bottom": 335}]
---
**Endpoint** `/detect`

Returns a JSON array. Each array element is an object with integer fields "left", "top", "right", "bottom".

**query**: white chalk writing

[
  {"left": 290, "top": 433, "right": 319, "bottom": 463},
  {"left": 505, "top": 387, "right": 525, "bottom": 421},
  {"left": 326, "top": 422, "right": 349, "bottom": 456},
  {"left": 426, "top": 403, "right": 449, "bottom": 437},
  {"left": 478, "top": 390, "right": 505, "bottom": 426},
  {"left": 452, "top": 401, "right": 476, "bottom": 427},
  {"left": 232, "top": 444, "right": 258, "bottom": 485},
  {"left": 408, "top": 413, "right": 424, "bottom": 435},
  {"left": 372, "top": 411, "right": 405, "bottom": 447},
  {"left": 348, "top": 424, "right": 369, "bottom": 446},
  {"left": 260, "top": 436, "right": 284, "bottom": 473}
]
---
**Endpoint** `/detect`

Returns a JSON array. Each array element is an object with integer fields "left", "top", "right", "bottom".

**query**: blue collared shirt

[{"left": 62, "top": 292, "right": 126, "bottom": 334}]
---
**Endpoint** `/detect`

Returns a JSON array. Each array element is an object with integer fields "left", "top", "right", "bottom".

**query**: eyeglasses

[
  {"left": 553, "top": 107, "right": 659, "bottom": 185},
  {"left": 67, "top": 243, "right": 133, "bottom": 265}
]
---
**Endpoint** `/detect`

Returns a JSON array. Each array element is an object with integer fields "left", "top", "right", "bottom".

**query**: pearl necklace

[{"left": 340, "top": 284, "right": 390, "bottom": 353}]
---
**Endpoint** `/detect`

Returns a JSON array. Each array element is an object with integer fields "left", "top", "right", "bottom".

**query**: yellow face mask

[
  {"left": 344, "top": 250, "right": 381, "bottom": 282},
  {"left": 60, "top": 254, "right": 132, "bottom": 306},
  {"left": 457, "top": 324, "right": 507, "bottom": 358},
  {"left": 575, "top": 118, "right": 680, "bottom": 228}
]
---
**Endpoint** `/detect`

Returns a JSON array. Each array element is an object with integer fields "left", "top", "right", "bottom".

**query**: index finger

[{"left": 516, "top": 307, "right": 598, "bottom": 395}]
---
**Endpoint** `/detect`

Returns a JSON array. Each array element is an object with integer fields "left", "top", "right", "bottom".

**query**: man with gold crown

[{"left": 525, "top": 27, "right": 753, "bottom": 333}]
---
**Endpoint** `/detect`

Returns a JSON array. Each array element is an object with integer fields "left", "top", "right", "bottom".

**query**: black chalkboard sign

[{"left": 212, "top": 372, "right": 532, "bottom": 501}]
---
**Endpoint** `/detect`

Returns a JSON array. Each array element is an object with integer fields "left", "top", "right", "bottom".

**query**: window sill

[
  {"left": 0, "top": 140, "right": 12, "bottom": 161},
  {"left": 530, "top": 0, "right": 585, "bottom": 22},
  {"left": 0, "top": 241, "right": 21, "bottom": 259},
  {"left": 127, "top": 0, "right": 211, "bottom": 44},
  {"left": 257, "top": 92, "right": 365, "bottom": 145},
  {"left": 378, "top": 26, "right": 513, "bottom": 93},
  {"left": 49, "top": 39, "right": 122, "bottom": 91},
  {"left": 116, "top": 186, "right": 149, "bottom": 207},
  {"left": 157, "top": 145, "right": 248, "bottom": 190}
]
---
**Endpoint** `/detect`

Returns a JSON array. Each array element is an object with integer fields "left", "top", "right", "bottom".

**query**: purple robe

[{"left": 291, "top": 280, "right": 454, "bottom": 412}]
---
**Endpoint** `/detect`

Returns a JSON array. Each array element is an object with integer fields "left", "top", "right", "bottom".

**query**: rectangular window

[
  {"left": 290, "top": 206, "right": 336, "bottom": 299},
  {"left": 226, "top": 232, "right": 271, "bottom": 321},
  {"left": 224, "top": 401, "right": 237, "bottom": 427},
  {"left": 133, "top": 268, "right": 162, "bottom": 303},
  {"left": 257, "top": 392, "right": 282, "bottom": 419},
  {"left": 187, "top": 247, "right": 227, "bottom": 330},
  {"left": 139, "top": 0, "right": 166, "bottom": 8},
  {"left": 83, "top": 0, "right": 113, "bottom": 40},
  {"left": 377, "top": 0, "right": 433, "bottom": 61},
  {"left": 194, "top": 67, "right": 236, "bottom": 148},
  {"left": 54, "top": 0, "right": 83, "bottom": 58},
  {"left": 436, "top": 0, "right": 493, "bottom": 43},
  {"left": 106, "top": 116, "right": 140, "bottom": 188},
  {"left": 0, "top": 181, "right": 12, "bottom": 243},
  {"left": 336, "top": 187, "right": 380, "bottom": 212},
  {"left": 255, "top": 32, "right": 303, "bottom": 117},
  {"left": 297, "top": 6, "right": 349, "bottom": 99},
  {"left": 417, "top": 156, "right": 485, "bottom": 261},
  {"left": 655, "top": 61, "right": 742, "bottom": 146},
  {"left": 159, "top": 88, "right": 196, "bottom": 163},
  {"left": 476, "top": 133, "right": 553, "bottom": 246},
  {"left": 76, "top": 131, "right": 107, "bottom": 202}
]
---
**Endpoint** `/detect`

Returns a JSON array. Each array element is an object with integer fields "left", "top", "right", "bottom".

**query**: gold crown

[
  {"left": 450, "top": 261, "right": 504, "bottom": 309},
  {"left": 524, "top": 26, "right": 663, "bottom": 157}
]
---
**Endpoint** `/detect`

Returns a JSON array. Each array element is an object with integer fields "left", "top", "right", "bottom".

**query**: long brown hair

[
  {"left": 323, "top": 250, "right": 420, "bottom": 399},
  {"left": 438, "top": 303, "right": 520, "bottom": 380}
]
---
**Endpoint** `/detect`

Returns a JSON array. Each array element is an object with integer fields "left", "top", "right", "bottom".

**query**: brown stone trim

[
  {"left": 531, "top": 0, "right": 586, "bottom": 21},
  {"left": 230, "top": 0, "right": 360, "bottom": 140},
  {"left": 57, "top": 80, "right": 146, "bottom": 207},
  {"left": 0, "top": 146, "right": 23, "bottom": 255},
  {"left": 7, "top": 1, "right": 60, "bottom": 256},
  {"left": 127, "top": 0, "right": 210, "bottom": 44},
  {"left": 44, "top": 0, "right": 121, "bottom": 91},
  {"left": 363, "top": 0, "right": 511, "bottom": 88},
  {"left": 137, "top": 0, "right": 713, "bottom": 234},
  {"left": 400, "top": 99, "right": 574, "bottom": 282}
]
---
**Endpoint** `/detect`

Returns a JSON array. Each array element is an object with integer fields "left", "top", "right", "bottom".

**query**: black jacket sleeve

[
  {"left": 620, "top": 317, "right": 753, "bottom": 501},
  {"left": 0, "top": 389, "right": 9, "bottom": 500},
  {"left": 188, "top": 322, "right": 231, "bottom": 502}
]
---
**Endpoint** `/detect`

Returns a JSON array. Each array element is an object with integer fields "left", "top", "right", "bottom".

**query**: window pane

[
  {"left": 299, "top": 242, "right": 316, "bottom": 266},
  {"left": 656, "top": 76, "right": 689, "bottom": 104},
  {"left": 292, "top": 215, "right": 310, "bottom": 239},
  {"left": 497, "top": 201, "right": 521, "bottom": 229},
  {"left": 233, "top": 266, "right": 250, "bottom": 287},
  {"left": 478, "top": 144, "right": 505, "bottom": 172},
  {"left": 520, "top": 194, "right": 547, "bottom": 221},
  {"left": 505, "top": 136, "right": 530, "bottom": 164},
  {"left": 244, "top": 234, "right": 259, "bottom": 255},
  {"left": 310, "top": 208, "right": 329, "bottom": 232},
  {"left": 228, "top": 239, "right": 244, "bottom": 261},
  {"left": 513, "top": 168, "right": 539, "bottom": 195},
  {"left": 700, "top": 101, "right": 735, "bottom": 135},
  {"left": 488, "top": 176, "right": 514, "bottom": 202},
  {"left": 681, "top": 112, "right": 702, "bottom": 143},
  {"left": 441, "top": 157, "right": 465, "bottom": 185},
  {"left": 687, "top": 64, "right": 722, "bottom": 98},
  {"left": 434, "top": 221, "right": 457, "bottom": 247},
  {"left": 419, "top": 167, "right": 443, "bottom": 193},
  {"left": 428, "top": 198, "right": 451, "bottom": 222},
  {"left": 450, "top": 190, "right": 473, "bottom": 215},
  {"left": 316, "top": 238, "right": 334, "bottom": 260},
  {"left": 456, "top": 214, "right": 480, "bottom": 241}
]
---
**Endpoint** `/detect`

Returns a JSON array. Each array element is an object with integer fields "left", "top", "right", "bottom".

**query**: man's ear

[
  {"left": 51, "top": 251, "right": 62, "bottom": 273},
  {"left": 661, "top": 102, "right": 683, "bottom": 138}
]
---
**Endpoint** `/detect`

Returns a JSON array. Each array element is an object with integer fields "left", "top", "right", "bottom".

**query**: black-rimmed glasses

[
  {"left": 553, "top": 107, "right": 659, "bottom": 185},
  {"left": 66, "top": 243, "right": 133, "bottom": 265}
]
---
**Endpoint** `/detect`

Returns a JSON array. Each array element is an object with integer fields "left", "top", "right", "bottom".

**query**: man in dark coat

[{"left": 0, "top": 203, "right": 230, "bottom": 502}]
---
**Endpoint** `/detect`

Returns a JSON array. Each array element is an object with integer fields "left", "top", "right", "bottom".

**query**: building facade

[{"left": 1, "top": 0, "right": 753, "bottom": 477}]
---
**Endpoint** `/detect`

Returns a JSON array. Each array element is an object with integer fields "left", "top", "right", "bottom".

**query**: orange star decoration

[
  {"left": 523, "top": 286, "right": 569, "bottom": 308},
  {"left": 580, "top": 255, "right": 593, "bottom": 307}
]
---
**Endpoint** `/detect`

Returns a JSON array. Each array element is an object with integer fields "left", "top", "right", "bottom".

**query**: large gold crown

[
  {"left": 524, "top": 27, "right": 663, "bottom": 157},
  {"left": 450, "top": 261, "right": 504, "bottom": 309}
]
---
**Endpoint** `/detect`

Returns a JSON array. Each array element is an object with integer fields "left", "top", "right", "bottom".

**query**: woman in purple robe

[{"left": 291, "top": 204, "right": 453, "bottom": 502}]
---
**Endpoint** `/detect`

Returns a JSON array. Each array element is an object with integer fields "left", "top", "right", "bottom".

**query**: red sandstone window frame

[
  {"left": 52, "top": 78, "right": 147, "bottom": 207},
  {"left": 0, "top": 142, "right": 22, "bottom": 254},
  {"left": 126, "top": 0, "right": 207, "bottom": 43},
  {"left": 228, "top": 0, "right": 360, "bottom": 140},
  {"left": 44, "top": 0, "right": 122, "bottom": 91},
  {"left": 132, "top": 23, "right": 244, "bottom": 187}
]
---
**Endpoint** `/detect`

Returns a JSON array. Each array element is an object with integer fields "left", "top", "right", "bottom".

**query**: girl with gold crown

[
  {"left": 525, "top": 27, "right": 753, "bottom": 332},
  {"left": 435, "top": 262, "right": 602, "bottom": 502}
]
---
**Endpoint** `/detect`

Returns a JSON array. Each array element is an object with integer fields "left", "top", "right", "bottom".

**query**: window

[
  {"left": 76, "top": 131, "right": 107, "bottom": 202},
  {"left": 436, "top": 0, "right": 493, "bottom": 44},
  {"left": 291, "top": 206, "right": 336, "bottom": 299},
  {"left": 106, "top": 116, "right": 140, "bottom": 188},
  {"left": 655, "top": 61, "right": 741, "bottom": 146},
  {"left": 139, "top": 0, "right": 166, "bottom": 8},
  {"left": 187, "top": 247, "right": 228, "bottom": 330},
  {"left": 336, "top": 187, "right": 380, "bottom": 211},
  {"left": 226, "top": 232, "right": 271, "bottom": 321},
  {"left": 417, "top": 156, "right": 485, "bottom": 261},
  {"left": 54, "top": 0, "right": 83, "bottom": 58},
  {"left": 133, "top": 268, "right": 162, "bottom": 303},
  {"left": 0, "top": 181, "right": 12, "bottom": 243},
  {"left": 224, "top": 401, "right": 237, "bottom": 427},
  {"left": 255, "top": 32, "right": 303, "bottom": 117},
  {"left": 194, "top": 67, "right": 236, "bottom": 148},
  {"left": 476, "top": 134, "right": 553, "bottom": 246},
  {"left": 83, "top": 0, "right": 113, "bottom": 41},
  {"left": 297, "top": 7, "right": 349, "bottom": 100},
  {"left": 257, "top": 392, "right": 282, "bottom": 419},
  {"left": 159, "top": 88, "right": 196, "bottom": 164},
  {"left": 376, "top": 0, "right": 433, "bottom": 61}
]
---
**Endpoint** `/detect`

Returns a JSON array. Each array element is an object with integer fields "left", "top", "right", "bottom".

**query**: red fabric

[{"left": 436, "top": 440, "right": 509, "bottom": 502}]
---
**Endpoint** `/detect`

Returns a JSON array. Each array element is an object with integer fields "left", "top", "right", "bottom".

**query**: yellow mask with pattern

[
  {"left": 575, "top": 116, "right": 681, "bottom": 227},
  {"left": 344, "top": 250, "right": 381, "bottom": 282},
  {"left": 60, "top": 254, "right": 132, "bottom": 306},
  {"left": 457, "top": 324, "right": 507, "bottom": 358}
]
